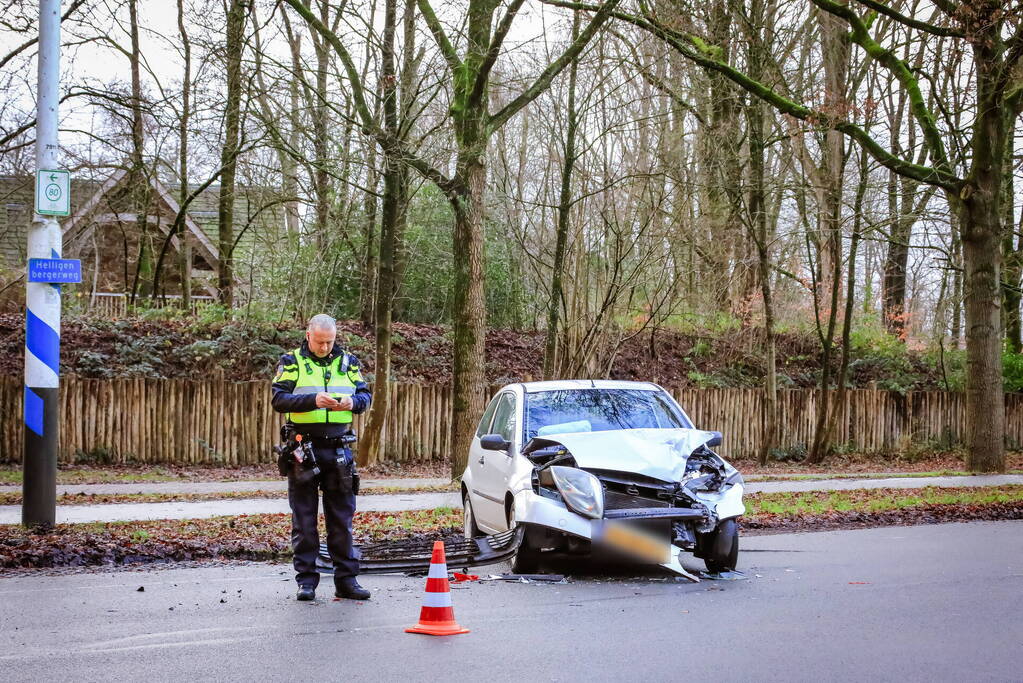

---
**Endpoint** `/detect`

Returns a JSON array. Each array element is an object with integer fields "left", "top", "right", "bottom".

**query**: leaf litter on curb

[{"left": 0, "top": 509, "right": 462, "bottom": 570}]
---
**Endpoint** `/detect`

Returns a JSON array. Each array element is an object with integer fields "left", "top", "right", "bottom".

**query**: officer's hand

[
  {"left": 315, "top": 392, "right": 341, "bottom": 409},
  {"left": 336, "top": 397, "right": 354, "bottom": 411}
]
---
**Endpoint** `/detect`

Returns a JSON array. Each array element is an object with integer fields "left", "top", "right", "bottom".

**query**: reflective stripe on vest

[
  {"left": 287, "top": 347, "right": 356, "bottom": 424},
  {"left": 291, "top": 386, "right": 356, "bottom": 396}
]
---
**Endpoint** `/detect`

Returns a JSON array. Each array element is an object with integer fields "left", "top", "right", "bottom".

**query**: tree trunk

[
  {"left": 127, "top": 0, "right": 151, "bottom": 304},
  {"left": 951, "top": 229, "right": 963, "bottom": 346},
  {"left": 216, "top": 0, "right": 247, "bottom": 307},
  {"left": 1000, "top": 133, "right": 1020, "bottom": 353},
  {"left": 310, "top": 3, "right": 332, "bottom": 246},
  {"left": 176, "top": 0, "right": 192, "bottom": 310},
  {"left": 806, "top": 6, "right": 848, "bottom": 465},
  {"left": 742, "top": 0, "right": 778, "bottom": 465},
  {"left": 882, "top": 169, "right": 911, "bottom": 336},
  {"left": 359, "top": 160, "right": 408, "bottom": 467},
  {"left": 543, "top": 13, "right": 581, "bottom": 380},
  {"left": 823, "top": 148, "right": 867, "bottom": 452},
  {"left": 448, "top": 154, "right": 488, "bottom": 479},
  {"left": 959, "top": 205, "right": 1004, "bottom": 472},
  {"left": 360, "top": 147, "right": 380, "bottom": 328},
  {"left": 360, "top": 0, "right": 410, "bottom": 468},
  {"left": 697, "top": 0, "right": 742, "bottom": 313},
  {"left": 951, "top": 32, "right": 1007, "bottom": 472},
  {"left": 282, "top": 20, "right": 303, "bottom": 235}
]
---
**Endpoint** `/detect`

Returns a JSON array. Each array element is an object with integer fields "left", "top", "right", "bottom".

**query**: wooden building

[{"left": 0, "top": 170, "right": 282, "bottom": 309}]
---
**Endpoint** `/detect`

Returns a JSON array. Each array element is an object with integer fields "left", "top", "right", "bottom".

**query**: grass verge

[
  {"left": 746, "top": 485, "right": 1022, "bottom": 516},
  {"left": 741, "top": 485, "right": 1023, "bottom": 534},
  {"left": 746, "top": 470, "right": 1023, "bottom": 482}
]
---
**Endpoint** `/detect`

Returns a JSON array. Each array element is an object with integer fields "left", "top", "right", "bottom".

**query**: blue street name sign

[{"left": 27, "top": 258, "right": 82, "bottom": 284}]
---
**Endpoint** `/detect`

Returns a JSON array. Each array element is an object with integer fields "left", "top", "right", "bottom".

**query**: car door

[
  {"left": 466, "top": 393, "right": 501, "bottom": 530},
  {"left": 471, "top": 392, "right": 517, "bottom": 530}
]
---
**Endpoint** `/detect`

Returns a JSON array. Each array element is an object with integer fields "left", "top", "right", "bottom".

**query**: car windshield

[{"left": 523, "top": 389, "right": 691, "bottom": 440}]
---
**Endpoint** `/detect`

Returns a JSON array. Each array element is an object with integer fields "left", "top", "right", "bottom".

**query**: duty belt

[{"left": 301, "top": 434, "right": 358, "bottom": 448}]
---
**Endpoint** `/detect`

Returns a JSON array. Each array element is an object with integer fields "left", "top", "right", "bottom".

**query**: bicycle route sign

[{"left": 34, "top": 168, "right": 71, "bottom": 217}]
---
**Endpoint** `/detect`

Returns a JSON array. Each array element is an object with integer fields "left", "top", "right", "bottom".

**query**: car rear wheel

[
  {"left": 463, "top": 493, "right": 481, "bottom": 539},
  {"left": 702, "top": 518, "right": 739, "bottom": 573}
]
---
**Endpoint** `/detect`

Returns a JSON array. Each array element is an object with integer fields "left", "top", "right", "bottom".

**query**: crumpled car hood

[{"left": 529, "top": 428, "right": 722, "bottom": 482}]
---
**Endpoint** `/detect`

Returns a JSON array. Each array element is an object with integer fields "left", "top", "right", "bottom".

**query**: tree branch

[
  {"left": 1003, "top": 20, "right": 1023, "bottom": 76},
  {"left": 281, "top": 0, "right": 455, "bottom": 194},
  {"left": 488, "top": 0, "right": 622, "bottom": 136},
  {"left": 0, "top": 0, "right": 88, "bottom": 71},
  {"left": 468, "top": 0, "right": 528, "bottom": 109},
  {"left": 611, "top": 27, "right": 706, "bottom": 125},
  {"left": 415, "top": 0, "right": 463, "bottom": 76},
  {"left": 0, "top": 90, "right": 87, "bottom": 149},
  {"left": 853, "top": 0, "right": 964, "bottom": 38},
  {"left": 544, "top": 0, "right": 960, "bottom": 190},
  {"left": 810, "top": 0, "right": 954, "bottom": 177}
]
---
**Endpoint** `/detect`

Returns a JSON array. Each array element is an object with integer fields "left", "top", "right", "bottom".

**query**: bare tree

[
  {"left": 216, "top": 0, "right": 250, "bottom": 306},
  {"left": 601, "top": 0, "right": 1021, "bottom": 471},
  {"left": 284, "top": 0, "right": 622, "bottom": 477}
]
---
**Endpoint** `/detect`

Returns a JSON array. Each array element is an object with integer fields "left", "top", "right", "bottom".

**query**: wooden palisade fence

[{"left": 2, "top": 377, "right": 1023, "bottom": 465}]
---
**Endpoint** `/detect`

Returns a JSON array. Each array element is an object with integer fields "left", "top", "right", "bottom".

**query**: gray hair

[{"left": 307, "top": 313, "right": 337, "bottom": 333}]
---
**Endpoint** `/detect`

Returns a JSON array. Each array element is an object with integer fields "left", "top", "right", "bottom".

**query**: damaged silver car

[{"left": 461, "top": 380, "right": 744, "bottom": 579}]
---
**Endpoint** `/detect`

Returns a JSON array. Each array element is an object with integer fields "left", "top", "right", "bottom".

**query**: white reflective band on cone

[
  {"left": 421, "top": 591, "right": 453, "bottom": 608},
  {"left": 427, "top": 564, "right": 447, "bottom": 579}
]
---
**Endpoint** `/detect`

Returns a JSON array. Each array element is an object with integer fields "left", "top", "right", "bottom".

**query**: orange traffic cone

[{"left": 405, "top": 541, "right": 470, "bottom": 636}]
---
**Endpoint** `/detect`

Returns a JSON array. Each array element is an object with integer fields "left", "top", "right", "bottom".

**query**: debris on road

[
  {"left": 485, "top": 573, "right": 568, "bottom": 583},
  {"left": 699, "top": 570, "right": 747, "bottom": 581}
]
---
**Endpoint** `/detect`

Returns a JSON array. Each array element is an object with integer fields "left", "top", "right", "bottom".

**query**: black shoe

[
  {"left": 335, "top": 577, "right": 371, "bottom": 600},
  {"left": 296, "top": 586, "right": 316, "bottom": 601}
]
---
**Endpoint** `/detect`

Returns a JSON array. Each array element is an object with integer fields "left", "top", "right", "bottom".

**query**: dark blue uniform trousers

[{"left": 288, "top": 444, "right": 359, "bottom": 589}]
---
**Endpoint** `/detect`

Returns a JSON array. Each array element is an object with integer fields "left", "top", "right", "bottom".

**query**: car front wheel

[
  {"left": 701, "top": 518, "right": 739, "bottom": 573},
  {"left": 508, "top": 504, "right": 540, "bottom": 573},
  {"left": 463, "top": 492, "right": 481, "bottom": 539}
]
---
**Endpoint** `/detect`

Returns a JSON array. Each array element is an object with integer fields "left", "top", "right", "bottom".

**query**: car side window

[
  {"left": 490, "top": 393, "right": 516, "bottom": 442},
  {"left": 476, "top": 395, "right": 502, "bottom": 437}
]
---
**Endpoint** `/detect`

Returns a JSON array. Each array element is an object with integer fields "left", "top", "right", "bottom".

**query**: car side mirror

[
  {"left": 480, "top": 434, "right": 511, "bottom": 452},
  {"left": 707, "top": 431, "right": 722, "bottom": 448}
]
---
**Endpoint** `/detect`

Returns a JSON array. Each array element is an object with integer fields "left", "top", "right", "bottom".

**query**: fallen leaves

[
  {"left": 0, "top": 509, "right": 462, "bottom": 571},
  {"left": 742, "top": 497, "right": 1023, "bottom": 535}
]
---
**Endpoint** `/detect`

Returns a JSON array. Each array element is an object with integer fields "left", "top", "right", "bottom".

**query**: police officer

[{"left": 271, "top": 314, "right": 372, "bottom": 601}]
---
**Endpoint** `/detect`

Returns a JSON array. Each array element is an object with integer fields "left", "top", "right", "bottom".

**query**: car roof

[{"left": 518, "top": 379, "right": 662, "bottom": 393}]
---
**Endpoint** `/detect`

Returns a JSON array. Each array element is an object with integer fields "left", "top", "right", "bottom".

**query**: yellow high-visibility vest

[{"left": 278, "top": 347, "right": 360, "bottom": 424}]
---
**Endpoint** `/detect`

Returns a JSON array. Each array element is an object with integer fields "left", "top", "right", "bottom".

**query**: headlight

[{"left": 549, "top": 466, "right": 604, "bottom": 519}]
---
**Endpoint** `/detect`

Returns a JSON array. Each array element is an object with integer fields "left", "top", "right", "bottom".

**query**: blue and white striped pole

[{"left": 23, "top": 0, "right": 62, "bottom": 527}]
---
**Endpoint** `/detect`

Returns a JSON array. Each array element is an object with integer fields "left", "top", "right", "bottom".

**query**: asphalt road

[{"left": 0, "top": 521, "right": 1020, "bottom": 682}]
